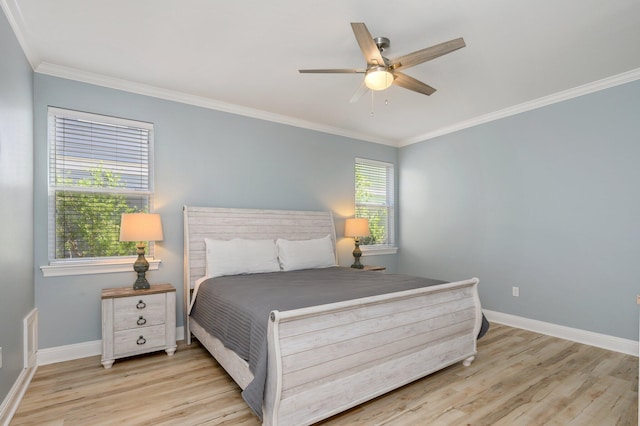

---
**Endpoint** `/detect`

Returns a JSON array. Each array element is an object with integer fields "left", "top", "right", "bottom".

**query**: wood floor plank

[{"left": 10, "top": 324, "right": 638, "bottom": 425}]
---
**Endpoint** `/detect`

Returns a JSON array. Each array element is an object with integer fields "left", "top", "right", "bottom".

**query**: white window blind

[
  {"left": 355, "top": 158, "right": 395, "bottom": 246},
  {"left": 48, "top": 107, "right": 154, "bottom": 261}
]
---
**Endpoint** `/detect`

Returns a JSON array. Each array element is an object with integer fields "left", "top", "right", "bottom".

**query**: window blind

[
  {"left": 48, "top": 108, "right": 154, "bottom": 260},
  {"left": 355, "top": 158, "right": 395, "bottom": 245}
]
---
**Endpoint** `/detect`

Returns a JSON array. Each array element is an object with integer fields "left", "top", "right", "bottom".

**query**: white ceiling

[{"left": 3, "top": 0, "right": 640, "bottom": 146}]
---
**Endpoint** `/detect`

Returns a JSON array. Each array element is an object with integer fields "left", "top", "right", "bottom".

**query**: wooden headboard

[{"left": 183, "top": 206, "right": 337, "bottom": 334}]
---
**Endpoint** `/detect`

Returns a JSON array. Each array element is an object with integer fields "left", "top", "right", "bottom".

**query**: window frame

[
  {"left": 354, "top": 157, "right": 397, "bottom": 255},
  {"left": 41, "top": 107, "right": 159, "bottom": 277}
]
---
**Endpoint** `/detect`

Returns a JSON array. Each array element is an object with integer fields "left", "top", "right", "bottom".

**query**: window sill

[
  {"left": 360, "top": 245, "right": 398, "bottom": 256},
  {"left": 41, "top": 258, "right": 161, "bottom": 277}
]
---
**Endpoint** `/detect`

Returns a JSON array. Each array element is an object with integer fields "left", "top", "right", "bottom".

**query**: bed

[{"left": 183, "top": 206, "right": 483, "bottom": 426}]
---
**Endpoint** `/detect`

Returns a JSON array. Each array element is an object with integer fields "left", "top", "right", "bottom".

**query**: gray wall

[
  {"left": 398, "top": 80, "right": 640, "bottom": 340},
  {"left": 0, "top": 12, "right": 34, "bottom": 401},
  {"left": 33, "top": 74, "right": 398, "bottom": 349}
]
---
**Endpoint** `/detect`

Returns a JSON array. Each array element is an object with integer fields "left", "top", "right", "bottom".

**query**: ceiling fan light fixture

[{"left": 365, "top": 67, "right": 394, "bottom": 91}]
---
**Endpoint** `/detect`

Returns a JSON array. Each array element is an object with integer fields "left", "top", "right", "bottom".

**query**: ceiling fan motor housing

[{"left": 374, "top": 36, "right": 390, "bottom": 52}]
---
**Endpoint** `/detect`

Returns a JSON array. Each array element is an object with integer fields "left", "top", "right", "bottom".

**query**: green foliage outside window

[
  {"left": 55, "top": 166, "right": 141, "bottom": 259},
  {"left": 355, "top": 167, "right": 388, "bottom": 245}
]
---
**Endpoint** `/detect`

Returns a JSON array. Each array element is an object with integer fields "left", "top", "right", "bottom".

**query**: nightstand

[
  {"left": 361, "top": 265, "right": 386, "bottom": 272},
  {"left": 101, "top": 283, "right": 177, "bottom": 368}
]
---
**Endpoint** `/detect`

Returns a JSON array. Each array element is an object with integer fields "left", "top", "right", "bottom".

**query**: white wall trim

[
  {"left": 26, "top": 54, "right": 640, "bottom": 151},
  {"left": 37, "top": 339, "right": 102, "bottom": 366},
  {"left": 37, "top": 326, "right": 185, "bottom": 366},
  {"left": 484, "top": 309, "right": 638, "bottom": 357},
  {"left": 399, "top": 68, "right": 640, "bottom": 147},
  {"left": 36, "top": 61, "right": 640, "bottom": 149},
  {"left": 0, "top": 365, "right": 37, "bottom": 426}
]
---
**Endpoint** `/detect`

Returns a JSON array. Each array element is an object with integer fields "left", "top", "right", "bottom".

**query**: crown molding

[
  {"left": 34, "top": 62, "right": 397, "bottom": 147},
  {"left": 1, "top": 0, "right": 40, "bottom": 68},
  {"left": 399, "top": 68, "right": 640, "bottom": 147},
  {"left": 37, "top": 61, "right": 640, "bottom": 150}
]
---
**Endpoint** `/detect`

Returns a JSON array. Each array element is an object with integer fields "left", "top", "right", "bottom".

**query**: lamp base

[
  {"left": 132, "top": 243, "right": 150, "bottom": 290},
  {"left": 133, "top": 276, "right": 150, "bottom": 290},
  {"left": 351, "top": 238, "right": 364, "bottom": 269}
]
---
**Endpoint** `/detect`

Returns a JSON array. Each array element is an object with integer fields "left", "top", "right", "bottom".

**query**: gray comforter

[{"left": 189, "top": 267, "right": 461, "bottom": 419}]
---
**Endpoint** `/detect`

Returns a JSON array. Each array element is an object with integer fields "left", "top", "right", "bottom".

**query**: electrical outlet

[{"left": 512, "top": 287, "right": 519, "bottom": 297}]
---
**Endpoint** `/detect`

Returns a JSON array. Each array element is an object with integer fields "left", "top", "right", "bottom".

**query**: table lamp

[
  {"left": 344, "top": 217, "right": 370, "bottom": 269},
  {"left": 119, "top": 213, "right": 164, "bottom": 290}
]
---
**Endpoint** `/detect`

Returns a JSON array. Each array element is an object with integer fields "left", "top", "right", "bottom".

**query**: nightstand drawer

[
  {"left": 114, "top": 325, "right": 167, "bottom": 355},
  {"left": 113, "top": 293, "right": 166, "bottom": 331},
  {"left": 114, "top": 293, "right": 165, "bottom": 315}
]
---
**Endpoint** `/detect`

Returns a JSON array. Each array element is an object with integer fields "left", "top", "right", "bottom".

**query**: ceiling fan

[{"left": 299, "top": 22, "right": 465, "bottom": 102}]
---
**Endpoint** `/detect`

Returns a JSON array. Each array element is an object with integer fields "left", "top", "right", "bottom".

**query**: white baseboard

[
  {"left": 0, "top": 364, "right": 37, "bottom": 426},
  {"left": 37, "top": 339, "right": 102, "bottom": 366},
  {"left": 37, "top": 326, "right": 185, "bottom": 365},
  {"left": 484, "top": 310, "right": 638, "bottom": 356}
]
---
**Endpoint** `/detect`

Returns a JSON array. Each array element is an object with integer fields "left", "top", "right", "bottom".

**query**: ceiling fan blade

[
  {"left": 351, "top": 22, "right": 385, "bottom": 66},
  {"left": 349, "top": 80, "right": 369, "bottom": 103},
  {"left": 299, "top": 68, "right": 365, "bottom": 74},
  {"left": 393, "top": 72, "right": 436, "bottom": 96},
  {"left": 391, "top": 37, "right": 465, "bottom": 70}
]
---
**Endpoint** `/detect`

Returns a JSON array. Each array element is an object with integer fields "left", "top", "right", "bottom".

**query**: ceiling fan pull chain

[{"left": 370, "top": 90, "right": 375, "bottom": 116}]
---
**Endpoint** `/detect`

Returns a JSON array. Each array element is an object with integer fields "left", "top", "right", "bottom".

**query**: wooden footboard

[{"left": 263, "top": 277, "right": 481, "bottom": 426}]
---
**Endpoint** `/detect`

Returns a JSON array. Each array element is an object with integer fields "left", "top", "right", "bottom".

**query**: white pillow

[
  {"left": 204, "top": 238, "right": 280, "bottom": 278},
  {"left": 276, "top": 235, "right": 336, "bottom": 271}
]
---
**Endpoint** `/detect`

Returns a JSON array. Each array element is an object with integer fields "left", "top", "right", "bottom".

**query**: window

[
  {"left": 47, "top": 107, "right": 154, "bottom": 265},
  {"left": 355, "top": 158, "right": 395, "bottom": 249}
]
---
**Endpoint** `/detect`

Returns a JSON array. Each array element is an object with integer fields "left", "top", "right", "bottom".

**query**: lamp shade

[
  {"left": 345, "top": 218, "right": 370, "bottom": 237},
  {"left": 364, "top": 67, "right": 394, "bottom": 91},
  {"left": 119, "top": 213, "right": 164, "bottom": 242}
]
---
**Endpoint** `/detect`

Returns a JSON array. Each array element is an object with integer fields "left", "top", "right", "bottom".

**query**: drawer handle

[
  {"left": 136, "top": 300, "right": 146, "bottom": 309},
  {"left": 137, "top": 316, "right": 147, "bottom": 326},
  {"left": 137, "top": 336, "right": 146, "bottom": 345}
]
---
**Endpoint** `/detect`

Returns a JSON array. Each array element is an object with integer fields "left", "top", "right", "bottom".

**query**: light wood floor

[{"left": 11, "top": 324, "right": 638, "bottom": 425}]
